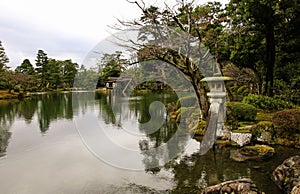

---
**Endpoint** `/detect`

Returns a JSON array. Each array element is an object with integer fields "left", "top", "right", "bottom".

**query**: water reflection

[
  {"left": 0, "top": 92, "right": 299, "bottom": 194},
  {"left": 0, "top": 101, "right": 14, "bottom": 156},
  {"left": 92, "top": 91, "right": 192, "bottom": 172},
  {"left": 0, "top": 93, "right": 74, "bottom": 133},
  {"left": 0, "top": 128, "right": 10, "bottom": 157}
]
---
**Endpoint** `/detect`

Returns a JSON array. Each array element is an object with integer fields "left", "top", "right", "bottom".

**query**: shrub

[
  {"left": 190, "top": 119, "right": 206, "bottom": 136},
  {"left": 272, "top": 109, "right": 300, "bottom": 138},
  {"left": 226, "top": 102, "right": 257, "bottom": 122},
  {"left": 251, "top": 121, "right": 275, "bottom": 143},
  {"left": 237, "top": 85, "right": 249, "bottom": 96},
  {"left": 243, "top": 94, "right": 297, "bottom": 110}
]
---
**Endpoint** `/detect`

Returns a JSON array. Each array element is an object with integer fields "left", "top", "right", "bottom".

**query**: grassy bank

[{"left": 0, "top": 90, "right": 30, "bottom": 100}]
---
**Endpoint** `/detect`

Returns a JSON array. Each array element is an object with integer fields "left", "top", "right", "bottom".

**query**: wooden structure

[
  {"left": 105, "top": 76, "right": 133, "bottom": 96},
  {"left": 105, "top": 77, "right": 119, "bottom": 89}
]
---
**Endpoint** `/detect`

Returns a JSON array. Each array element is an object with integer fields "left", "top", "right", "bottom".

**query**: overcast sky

[{"left": 0, "top": 0, "right": 228, "bottom": 69}]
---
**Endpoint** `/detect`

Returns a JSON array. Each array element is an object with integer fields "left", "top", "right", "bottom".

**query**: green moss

[
  {"left": 284, "top": 177, "right": 290, "bottom": 184},
  {"left": 231, "top": 141, "right": 239, "bottom": 147},
  {"left": 176, "top": 112, "right": 182, "bottom": 123},
  {"left": 232, "top": 129, "right": 251, "bottom": 133},
  {"left": 256, "top": 110, "right": 276, "bottom": 122},
  {"left": 190, "top": 119, "right": 206, "bottom": 136},
  {"left": 215, "top": 140, "right": 238, "bottom": 147},
  {"left": 244, "top": 145, "right": 275, "bottom": 154},
  {"left": 257, "top": 121, "right": 273, "bottom": 127},
  {"left": 131, "top": 89, "right": 152, "bottom": 96},
  {"left": 238, "top": 121, "right": 256, "bottom": 127},
  {"left": 251, "top": 121, "right": 275, "bottom": 143}
]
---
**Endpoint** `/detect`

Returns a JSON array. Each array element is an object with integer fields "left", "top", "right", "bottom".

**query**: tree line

[{"left": 0, "top": 46, "right": 79, "bottom": 92}]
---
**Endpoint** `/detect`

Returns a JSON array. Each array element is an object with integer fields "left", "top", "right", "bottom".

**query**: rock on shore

[
  {"left": 272, "top": 155, "right": 300, "bottom": 194},
  {"left": 201, "top": 179, "right": 264, "bottom": 194}
]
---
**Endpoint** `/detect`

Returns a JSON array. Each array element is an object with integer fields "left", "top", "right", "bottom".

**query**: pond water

[{"left": 0, "top": 92, "right": 299, "bottom": 194}]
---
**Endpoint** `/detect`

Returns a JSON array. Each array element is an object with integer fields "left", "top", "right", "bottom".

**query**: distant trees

[
  {"left": 73, "top": 65, "right": 99, "bottom": 89},
  {"left": 32, "top": 50, "right": 79, "bottom": 90},
  {"left": 0, "top": 46, "right": 80, "bottom": 92},
  {"left": 62, "top": 59, "right": 79, "bottom": 88},
  {"left": 97, "top": 51, "right": 128, "bottom": 87}
]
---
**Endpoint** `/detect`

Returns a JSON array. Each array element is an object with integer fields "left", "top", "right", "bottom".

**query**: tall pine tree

[
  {"left": 0, "top": 40, "right": 9, "bottom": 71},
  {"left": 35, "top": 50, "right": 49, "bottom": 88}
]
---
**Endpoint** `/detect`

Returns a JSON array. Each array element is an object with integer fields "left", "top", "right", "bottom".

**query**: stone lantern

[{"left": 201, "top": 74, "right": 232, "bottom": 137}]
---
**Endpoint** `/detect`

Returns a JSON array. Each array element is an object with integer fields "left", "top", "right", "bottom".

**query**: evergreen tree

[
  {"left": 15, "top": 59, "right": 35, "bottom": 75},
  {"left": 226, "top": 0, "right": 279, "bottom": 96},
  {"left": 0, "top": 40, "right": 9, "bottom": 71},
  {"left": 35, "top": 50, "right": 49, "bottom": 88},
  {"left": 62, "top": 60, "right": 78, "bottom": 88},
  {"left": 47, "top": 59, "right": 62, "bottom": 89}
]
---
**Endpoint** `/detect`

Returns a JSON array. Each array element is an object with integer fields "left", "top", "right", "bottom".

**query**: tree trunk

[
  {"left": 192, "top": 75, "right": 209, "bottom": 120},
  {"left": 264, "top": 14, "right": 275, "bottom": 96}
]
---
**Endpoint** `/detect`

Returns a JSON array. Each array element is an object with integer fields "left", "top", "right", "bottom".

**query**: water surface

[{"left": 0, "top": 92, "right": 299, "bottom": 193}]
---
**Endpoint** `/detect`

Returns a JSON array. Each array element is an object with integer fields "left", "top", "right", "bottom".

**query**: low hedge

[
  {"left": 226, "top": 102, "right": 257, "bottom": 122},
  {"left": 243, "top": 94, "right": 296, "bottom": 110}
]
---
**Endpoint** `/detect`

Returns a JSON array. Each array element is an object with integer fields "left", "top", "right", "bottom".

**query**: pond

[{"left": 0, "top": 92, "right": 299, "bottom": 193}]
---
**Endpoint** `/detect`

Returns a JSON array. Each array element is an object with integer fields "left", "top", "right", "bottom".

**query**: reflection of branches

[{"left": 0, "top": 127, "right": 11, "bottom": 156}]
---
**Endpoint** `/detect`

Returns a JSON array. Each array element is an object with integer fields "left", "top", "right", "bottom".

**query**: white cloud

[
  {"left": 0, "top": 0, "right": 141, "bottom": 68},
  {"left": 0, "top": 0, "right": 229, "bottom": 69}
]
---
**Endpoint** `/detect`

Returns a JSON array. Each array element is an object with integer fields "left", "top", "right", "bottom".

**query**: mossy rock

[
  {"left": 230, "top": 145, "right": 275, "bottom": 162},
  {"left": 242, "top": 145, "right": 275, "bottom": 155},
  {"left": 215, "top": 140, "right": 236, "bottom": 147},
  {"left": 251, "top": 121, "right": 275, "bottom": 144},
  {"left": 257, "top": 121, "right": 273, "bottom": 127}
]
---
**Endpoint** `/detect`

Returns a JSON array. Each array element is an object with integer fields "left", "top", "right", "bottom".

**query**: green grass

[{"left": 256, "top": 109, "right": 277, "bottom": 122}]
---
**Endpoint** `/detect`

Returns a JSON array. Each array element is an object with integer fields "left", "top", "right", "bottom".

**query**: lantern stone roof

[{"left": 200, "top": 76, "right": 232, "bottom": 82}]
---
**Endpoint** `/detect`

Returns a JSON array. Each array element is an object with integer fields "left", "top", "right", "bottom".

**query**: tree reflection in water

[
  {"left": 0, "top": 92, "right": 298, "bottom": 194},
  {"left": 95, "top": 91, "right": 193, "bottom": 173}
]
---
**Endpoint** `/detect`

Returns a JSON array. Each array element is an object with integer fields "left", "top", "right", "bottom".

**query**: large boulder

[
  {"left": 230, "top": 145, "right": 275, "bottom": 162},
  {"left": 201, "top": 179, "right": 263, "bottom": 194},
  {"left": 272, "top": 155, "right": 300, "bottom": 193}
]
